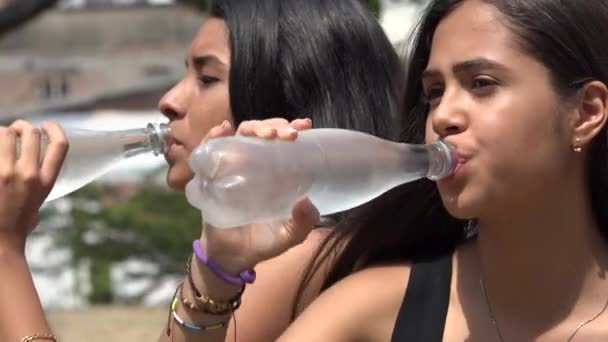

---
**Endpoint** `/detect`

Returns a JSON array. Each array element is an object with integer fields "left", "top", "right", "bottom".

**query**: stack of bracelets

[{"left": 166, "top": 239, "right": 256, "bottom": 337}]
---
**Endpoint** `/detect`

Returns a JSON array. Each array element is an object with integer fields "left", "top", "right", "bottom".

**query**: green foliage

[
  {"left": 89, "top": 259, "right": 113, "bottom": 303},
  {"left": 51, "top": 178, "right": 201, "bottom": 303},
  {"left": 361, "top": 0, "right": 381, "bottom": 18}
]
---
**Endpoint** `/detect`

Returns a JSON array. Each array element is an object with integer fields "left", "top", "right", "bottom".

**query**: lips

[
  {"left": 453, "top": 157, "right": 468, "bottom": 174},
  {"left": 164, "top": 132, "right": 186, "bottom": 161},
  {"left": 441, "top": 151, "right": 470, "bottom": 182}
]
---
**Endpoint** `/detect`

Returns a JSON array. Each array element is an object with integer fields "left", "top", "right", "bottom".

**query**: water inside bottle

[
  {"left": 45, "top": 131, "right": 127, "bottom": 202},
  {"left": 187, "top": 129, "right": 447, "bottom": 228}
]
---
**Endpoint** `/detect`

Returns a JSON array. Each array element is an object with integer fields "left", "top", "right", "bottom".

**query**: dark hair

[
  {"left": 209, "top": 0, "right": 404, "bottom": 140},
  {"left": 297, "top": 0, "right": 608, "bottom": 315}
]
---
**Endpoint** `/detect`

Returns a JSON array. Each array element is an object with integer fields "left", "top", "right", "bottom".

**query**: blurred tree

[
  {"left": 363, "top": 0, "right": 381, "bottom": 17},
  {"left": 49, "top": 174, "right": 201, "bottom": 304}
]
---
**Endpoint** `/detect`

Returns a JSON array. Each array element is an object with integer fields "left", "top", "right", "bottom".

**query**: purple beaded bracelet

[{"left": 192, "top": 240, "right": 256, "bottom": 286}]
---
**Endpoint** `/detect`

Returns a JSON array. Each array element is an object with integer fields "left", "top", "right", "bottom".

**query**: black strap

[{"left": 390, "top": 254, "right": 452, "bottom": 342}]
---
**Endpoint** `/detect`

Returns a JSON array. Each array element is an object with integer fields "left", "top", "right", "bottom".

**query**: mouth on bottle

[
  {"left": 150, "top": 123, "right": 173, "bottom": 156},
  {"left": 427, "top": 140, "right": 457, "bottom": 181}
]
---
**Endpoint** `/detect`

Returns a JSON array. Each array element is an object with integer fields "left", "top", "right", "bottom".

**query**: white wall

[{"left": 380, "top": 0, "right": 425, "bottom": 46}]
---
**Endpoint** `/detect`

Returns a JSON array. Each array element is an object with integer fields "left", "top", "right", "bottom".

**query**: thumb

[{"left": 281, "top": 198, "right": 320, "bottom": 246}]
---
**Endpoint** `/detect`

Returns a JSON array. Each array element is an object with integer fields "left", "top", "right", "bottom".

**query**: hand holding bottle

[
  {"left": 196, "top": 118, "right": 321, "bottom": 273},
  {"left": 0, "top": 120, "right": 68, "bottom": 253}
]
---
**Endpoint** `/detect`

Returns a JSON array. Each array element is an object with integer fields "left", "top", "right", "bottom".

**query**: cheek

[
  {"left": 476, "top": 105, "right": 567, "bottom": 188},
  {"left": 425, "top": 116, "right": 436, "bottom": 143},
  {"left": 187, "top": 112, "right": 213, "bottom": 147},
  {"left": 185, "top": 88, "right": 233, "bottom": 148},
  {"left": 478, "top": 84, "right": 559, "bottom": 153}
]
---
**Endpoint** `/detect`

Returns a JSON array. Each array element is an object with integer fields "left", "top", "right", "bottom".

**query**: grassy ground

[{"left": 47, "top": 305, "right": 168, "bottom": 342}]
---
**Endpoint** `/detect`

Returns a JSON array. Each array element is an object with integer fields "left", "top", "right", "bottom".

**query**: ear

[{"left": 571, "top": 80, "right": 608, "bottom": 149}]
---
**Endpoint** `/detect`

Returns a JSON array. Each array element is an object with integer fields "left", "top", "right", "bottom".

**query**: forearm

[{"left": 0, "top": 246, "right": 52, "bottom": 342}]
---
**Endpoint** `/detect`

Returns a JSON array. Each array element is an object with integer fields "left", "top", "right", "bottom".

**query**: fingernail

[{"left": 221, "top": 120, "right": 232, "bottom": 130}]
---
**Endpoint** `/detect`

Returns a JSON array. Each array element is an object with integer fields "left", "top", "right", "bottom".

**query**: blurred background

[{"left": 0, "top": 0, "right": 426, "bottom": 340}]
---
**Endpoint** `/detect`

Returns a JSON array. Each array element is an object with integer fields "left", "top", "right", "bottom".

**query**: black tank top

[{"left": 390, "top": 253, "right": 453, "bottom": 342}]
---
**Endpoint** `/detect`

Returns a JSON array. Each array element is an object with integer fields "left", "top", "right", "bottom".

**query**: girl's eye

[
  {"left": 472, "top": 77, "right": 498, "bottom": 89},
  {"left": 422, "top": 85, "right": 444, "bottom": 105},
  {"left": 199, "top": 75, "right": 219, "bottom": 86}
]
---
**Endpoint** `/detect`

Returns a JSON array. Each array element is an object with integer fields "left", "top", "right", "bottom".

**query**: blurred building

[{"left": 0, "top": 1, "right": 204, "bottom": 122}]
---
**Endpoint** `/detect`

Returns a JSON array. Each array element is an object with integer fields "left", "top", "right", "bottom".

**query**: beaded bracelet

[
  {"left": 171, "top": 294, "right": 228, "bottom": 332},
  {"left": 185, "top": 255, "right": 244, "bottom": 315},
  {"left": 20, "top": 333, "right": 59, "bottom": 342}
]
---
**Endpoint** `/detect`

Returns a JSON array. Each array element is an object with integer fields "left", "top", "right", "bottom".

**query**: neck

[{"left": 474, "top": 179, "right": 608, "bottom": 335}]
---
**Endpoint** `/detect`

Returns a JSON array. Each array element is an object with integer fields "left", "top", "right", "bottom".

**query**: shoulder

[{"left": 278, "top": 262, "right": 413, "bottom": 342}]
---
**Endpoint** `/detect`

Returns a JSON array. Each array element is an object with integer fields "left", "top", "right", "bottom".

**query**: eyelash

[
  {"left": 422, "top": 86, "right": 444, "bottom": 103},
  {"left": 199, "top": 75, "right": 219, "bottom": 87},
  {"left": 422, "top": 76, "right": 498, "bottom": 105},
  {"left": 471, "top": 76, "right": 498, "bottom": 90}
]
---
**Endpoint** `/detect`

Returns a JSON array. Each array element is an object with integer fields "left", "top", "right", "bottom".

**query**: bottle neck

[
  {"left": 396, "top": 140, "right": 455, "bottom": 181},
  {"left": 120, "top": 123, "right": 169, "bottom": 158},
  {"left": 425, "top": 140, "right": 455, "bottom": 180}
]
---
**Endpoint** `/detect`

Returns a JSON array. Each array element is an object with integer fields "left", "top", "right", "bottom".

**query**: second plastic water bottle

[
  {"left": 186, "top": 128, "right": 454, "bottom": 228},
  {"left": 14, "top": 123, "right": 170, "bottom": 203}
]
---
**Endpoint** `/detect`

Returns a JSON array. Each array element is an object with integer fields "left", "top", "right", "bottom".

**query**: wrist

[
  {"left": 198, "top": 237, "right": 256, "bottom": 275},
  {"left": 189, "top": 252, "right": 244, "bottom": 302},
  {"left": 193, "top": 239, "right": 256, "bottom": 287},
  {"left": 0, "top": 237, "right": 26, "bottom": 260}
]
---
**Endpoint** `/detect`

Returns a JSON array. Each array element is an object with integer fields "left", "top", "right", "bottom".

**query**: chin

[
  {"left": 165, "top": 164, "right": 194, "bottom": 192},
  {"left": 438, "top": 191, "right": 481, "bottom": 220}
]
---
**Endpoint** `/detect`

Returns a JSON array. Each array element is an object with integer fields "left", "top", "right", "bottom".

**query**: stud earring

[{"left": 573, "top": 137, "right": 582, "bottom": 153}]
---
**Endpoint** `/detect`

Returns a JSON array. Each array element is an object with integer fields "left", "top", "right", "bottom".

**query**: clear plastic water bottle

[
  {"left": 16, "top": 123, "right": 170, "bottom": 202},
  {"left": 185, "top": 128, "right": 454, "bottom": 228}
]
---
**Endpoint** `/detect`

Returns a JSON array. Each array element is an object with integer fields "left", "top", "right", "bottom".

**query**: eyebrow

[
  {"left": 185, "top": 54, "right": 226, "bottom": 69},
  {"left": 422, "top": 58, "right": 510, "bottom": 80}
]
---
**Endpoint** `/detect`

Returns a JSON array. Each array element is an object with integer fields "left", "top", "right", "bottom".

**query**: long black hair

[
  {"left": 296, "top": 0, "right": 608, "bottom": 315},
  {"left": 209, "top": 0, "right": 404, "bottom": 140}
]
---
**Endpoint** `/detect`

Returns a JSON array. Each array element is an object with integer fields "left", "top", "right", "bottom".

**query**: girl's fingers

[
  {"left": 201, "top": 120, "right": 234, "bottom": 144},
  {"left": 10, "top": 120, "right": 42, "bottom": 172},
  {"left": 0, "top": 127, "right": 17, "bottom": 169},
  {"left": 39, "top": 121, "right": 69, "bottom": 189}
]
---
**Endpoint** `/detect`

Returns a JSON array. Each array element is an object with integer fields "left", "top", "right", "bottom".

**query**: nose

[
  {"left": 429, "top": 92, "right": 468, "bottom": 140},
  {"left": 159, "top": 79, "right": 190, "bottom": 121}
]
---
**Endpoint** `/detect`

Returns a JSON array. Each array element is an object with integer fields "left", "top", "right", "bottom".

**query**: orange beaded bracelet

[{"left": 20, "top": 333, "right": 59, "bottom": 342}]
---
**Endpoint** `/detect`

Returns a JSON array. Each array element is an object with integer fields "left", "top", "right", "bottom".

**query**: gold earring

[{"left": 573, "top": 137, "right": 582, "bottom": 153}]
